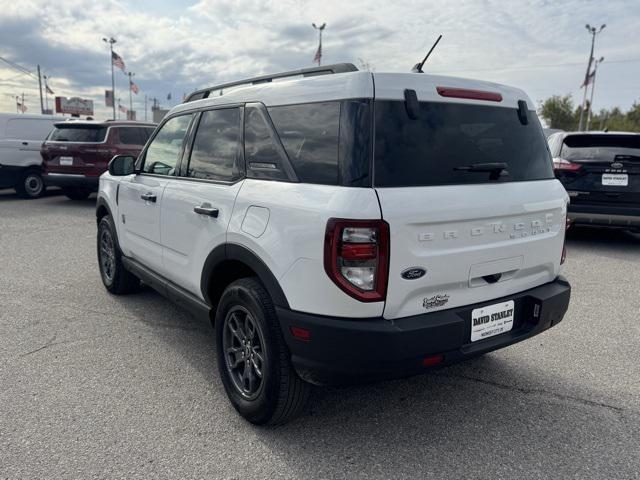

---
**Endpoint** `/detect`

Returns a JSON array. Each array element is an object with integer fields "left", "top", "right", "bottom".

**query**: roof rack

[{"left": 184, "top": 63, "right": 359, "bottom": 103}]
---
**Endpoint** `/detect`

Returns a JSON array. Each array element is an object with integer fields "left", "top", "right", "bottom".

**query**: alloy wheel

[{"left": 222, "top": 305, "right": 266, "bottom": 400}]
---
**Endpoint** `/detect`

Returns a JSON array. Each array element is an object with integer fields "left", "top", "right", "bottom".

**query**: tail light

[
  {"left": 553, "top": 158, "right": 582, "bottom": 172},
  {"left": 561, "top": 216, "right": 571, "bottom": 264},
  {"left": 324, "top": 219, "right": 389, "bottom": 302}
]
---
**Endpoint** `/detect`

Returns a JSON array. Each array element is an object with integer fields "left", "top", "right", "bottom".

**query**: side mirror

[{"left": 108, "top": 155, "right": 136, "bottom": 176}]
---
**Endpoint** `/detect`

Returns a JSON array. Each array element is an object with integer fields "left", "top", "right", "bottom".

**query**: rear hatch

[
  {"left": 554, "top": 134, "right": 640, "bottom": 207},
  {"left": 372, "top": 89, "right": 567, "bottom": 320},
  {"left": 42, "top": 123, "right": 113, "bottom": 176}
]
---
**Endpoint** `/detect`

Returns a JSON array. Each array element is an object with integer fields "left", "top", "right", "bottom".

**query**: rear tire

[
  {"left": 97, "top": 215, "right": 140, "bottom": 294},
  {"left": 215, "top": 277, "right": 310, "bottom": 425},
  {"left": 15, "top": 169, "right": 45, "bottom": 199},
  {"left": 64, "top": 187, "right": 92, "bottom": 200}
]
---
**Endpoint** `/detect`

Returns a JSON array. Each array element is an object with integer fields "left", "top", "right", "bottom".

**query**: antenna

[{"left": 412, "top": 34, "right": 442, "bottom": 73}]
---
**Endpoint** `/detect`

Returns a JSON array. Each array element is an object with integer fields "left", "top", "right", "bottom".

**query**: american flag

[
  {"left": 313, "top": 44, "right": 322, "bottom": 65},
  {"left": 130, "top": 80, "right": 139, "bottom": 94},
  {"left": 16, "top": 100, "right": 27, "bottom": 113},
  {"left": 118, "top": 103, "right": 128, "bottom": 114},
  {"left": 112, "top": 51, "right": 125, "bottom": 71}
]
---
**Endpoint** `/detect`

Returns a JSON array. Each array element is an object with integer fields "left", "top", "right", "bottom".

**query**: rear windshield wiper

[{"left": 454, "top": 162, "right": 509, "bottom": 179}]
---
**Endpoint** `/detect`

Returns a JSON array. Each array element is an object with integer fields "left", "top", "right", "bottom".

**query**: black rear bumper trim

[{"left": 277, "top": 277, "right": 571, "bottom": 385}]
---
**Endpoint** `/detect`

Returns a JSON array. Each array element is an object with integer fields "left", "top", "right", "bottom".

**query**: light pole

[
  {"left": 127, "top": 71, "right": 134, "bottom": 119},
  {"left": 312, "top": 22, "right": 326, "bottom": 66},
  {"left": 586, "top": 56, "right": 604, "bottom": 131},
  {"left": 102, "top": 37, "right": 117, "bottom": 120},
  {"left": 578, "top": 23, "right": 605, "bottom": 131}
]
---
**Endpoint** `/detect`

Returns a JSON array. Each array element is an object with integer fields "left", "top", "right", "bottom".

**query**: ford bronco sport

[{"left": 96, "top": 64, "right": 571, "bottom": 424}]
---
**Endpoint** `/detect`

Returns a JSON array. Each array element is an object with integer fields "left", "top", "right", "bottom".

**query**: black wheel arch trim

[
  {"left": 95, "top": 197, "right": 114, "bottom": 222},
  {"left": 201, "top": 243, "right": 290, "bottom": 309}
]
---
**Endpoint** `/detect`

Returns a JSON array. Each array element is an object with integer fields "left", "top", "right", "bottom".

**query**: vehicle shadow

[
  {"left": 0, "top": 188, "right": 64, "bottom": 202},
  {"left": 114, "top": 286, "right": 632, "bottom": 479},
  {"left": 566, "top": 225, "right": 639, "bottom": 247}
]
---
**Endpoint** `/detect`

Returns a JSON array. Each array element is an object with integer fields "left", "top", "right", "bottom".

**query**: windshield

[
  {"left": 560, "top": 135, "right": 640, "bottom": 162},
  {"left": 374, "top": 101, "right": 553, "bottom": 187},
  {"left": 48, "top": 125, "right": 108, "bottom": 142}
]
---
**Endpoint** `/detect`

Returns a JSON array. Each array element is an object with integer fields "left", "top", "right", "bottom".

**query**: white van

[{"left": 0, "top": 113, "right": 66, "bottom": 198}]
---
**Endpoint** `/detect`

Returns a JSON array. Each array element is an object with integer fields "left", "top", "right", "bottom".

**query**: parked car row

[{"left": 0, "top": 113, "right": 155, "bottom": 200}]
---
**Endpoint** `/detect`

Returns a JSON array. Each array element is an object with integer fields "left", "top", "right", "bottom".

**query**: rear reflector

[
  {"left": 290, "top": 326, "right": 311, "bottom": 342},
  {"left": 422, "top": 354, "right": 444, "bottom": 367},
  {"left": 437, "top": 86, "right": 503, "bottom": 102}
]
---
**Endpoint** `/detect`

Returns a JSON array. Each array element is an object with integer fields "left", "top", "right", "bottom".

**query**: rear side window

[
  {"left": 187, "top": 108, "right": 241, "bottom": 181},
  {"left": 374, "top": 101, "right": 553, "bottom": 187},
  {"left": 117, "top": 127, "right": 146, "bottom": 145},
  {"left": 48, "top": 125, "right": 107, "bottom": 142},
  {"left": 268, "top": 102, "right": 340, "bottom": 185},
  {"left": 244, "top": 105, "right": 289, "bottom": 181},
  {"left": 560, "top": 135, "right": 640, "bottom": 162}
]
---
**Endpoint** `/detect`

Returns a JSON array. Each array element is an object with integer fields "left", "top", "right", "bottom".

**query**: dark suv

[
  {"left": 42, "top": 120, "right": 155, "bottom": 200},
  {"left": 549, "top": 131, "right": 640, "bottom": 231}
]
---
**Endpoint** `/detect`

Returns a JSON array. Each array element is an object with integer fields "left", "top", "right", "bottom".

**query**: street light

[
  {"left": 586, "top": 56, "right": 605, "bottom": 131},
  {"left": 103, "top": 37, "right": 117, "bottom": 120},
  {"left": 312, "top": 22, "right": 326, "bottom": 66},
  {"left": 578, "top": 23, "right": 605, "bottom": 130}
]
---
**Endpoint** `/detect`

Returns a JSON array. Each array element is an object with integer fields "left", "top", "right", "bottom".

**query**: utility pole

[
  {"left": 43, "top": 75, "right": 50, "bottom": 112},
  {"left": 37, "top": 65, "right": 44, "bottom": 114},
  {"left": 144, "top": 94, "right": 148, "bottom": 121},
  {"left": 578, "top": 23, "right": 605, "bottom": 131},
  {"left": 127, "top": 71, "right": 134, "bottom": 118},
  {"left": 586, "top": 57, "right": 604, "bottom": 131},
  {"left": 102, "top": 37, "right": 117, "bottom": 120},
  {"left": 312, "top": 22, "right": 326, "bottom": 66}
]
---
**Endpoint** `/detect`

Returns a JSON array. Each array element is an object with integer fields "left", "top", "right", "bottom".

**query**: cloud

[{"left": 1, "top": 0, "right": 639, "bottom": 119}]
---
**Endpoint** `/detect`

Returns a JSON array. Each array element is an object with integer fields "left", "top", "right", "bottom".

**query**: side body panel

[{"left": 228, "top": 179, "right": 384, "bottom": 318}]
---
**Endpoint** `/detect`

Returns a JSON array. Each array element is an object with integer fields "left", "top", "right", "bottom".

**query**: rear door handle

[
  {"left": 140, "top": 192, "right": 156, "bottom": 202},
  {"left": 194, "top": 205, "right": 219, "bottom": 218}
]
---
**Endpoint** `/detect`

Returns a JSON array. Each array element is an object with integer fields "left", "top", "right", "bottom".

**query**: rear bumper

[
  {"left": 568, "top": 203, "right": 640, "bottom": 229},
  {"left": 43, "top": 172, "right": 99, "bottom": 190},
  {"left": 278, "top": 276, "right": 571, "bottom": 385}
]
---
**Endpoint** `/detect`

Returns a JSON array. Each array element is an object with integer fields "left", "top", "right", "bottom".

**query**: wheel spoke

[{"left": 226, "top": 346, "right": 244, "bottom": 368}]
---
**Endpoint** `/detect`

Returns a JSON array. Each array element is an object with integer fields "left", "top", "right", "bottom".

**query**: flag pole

[
  {"left": 37, "top": 65, "right": 44, "bottom": 114},
  {"left": 128, "top": 71, "right": 134, "bottom": 119},
  {"left": 103, "top": 37, "right": 117, "bottom": 120}
]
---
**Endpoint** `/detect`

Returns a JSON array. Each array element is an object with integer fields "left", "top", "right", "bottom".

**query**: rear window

[
  {"left": 561, "top": 135, "right": 640, "bottom": 162},
  {"left": 374, "top": 101, "right": 553, "bottom": 187},
  {"left": 48, "top": 125, "right": 107, "bottom": 143}
]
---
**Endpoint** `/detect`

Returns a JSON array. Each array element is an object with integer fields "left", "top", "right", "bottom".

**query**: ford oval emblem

[
  {"left": 401, "top": 267, "right": 426, "bottom": 280},
  {"left": 611, "top": 162, "right": 623, "bottom": 169}
]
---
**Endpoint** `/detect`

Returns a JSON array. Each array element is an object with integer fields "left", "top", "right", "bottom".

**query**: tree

[{"left": 539, "top": 95, "right": 577, "bottom": 130}]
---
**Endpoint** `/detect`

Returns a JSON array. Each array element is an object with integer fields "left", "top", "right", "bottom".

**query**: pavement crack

[
  {"left": 439, "top": 372, "right": 629, "bottom": 414},
  {"left": 19, "top": 333, "right": 108, "bottom": 358}
]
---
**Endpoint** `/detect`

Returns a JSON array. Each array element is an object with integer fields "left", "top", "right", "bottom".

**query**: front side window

[
  {"left": 268, "top": 102, "right": 340, "bottom": 185},
  {"left": 142, "top": 114, "right": 193, "bottom": 176},
  {"left": 374, "top": 101, "right": 554, "bottom": 187},
  {"left": 187, "top": 108, "right": 241, "bottom": 181}
]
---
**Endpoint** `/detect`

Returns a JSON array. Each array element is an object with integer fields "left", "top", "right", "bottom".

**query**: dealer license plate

[
  {"left": 59, "top": 156, "right": 74, "bottom": 166},
  {"left": 602, "top": 173, "right": 628, "bottom": 186},
  {"left": 471, "top": 300, "right": 515, "bottom": 342}
]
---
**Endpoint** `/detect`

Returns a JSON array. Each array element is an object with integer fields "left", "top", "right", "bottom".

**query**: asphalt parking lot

[{"left": 1, "top": 190, "right": 639, "bottom": 479}]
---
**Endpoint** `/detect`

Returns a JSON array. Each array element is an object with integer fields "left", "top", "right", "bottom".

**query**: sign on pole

[
  {"left": 55, "top": 97, "right": 94, "bottom": 116},
  {"left": 105, "top": 90, "right": 114, "bottom": 107}
]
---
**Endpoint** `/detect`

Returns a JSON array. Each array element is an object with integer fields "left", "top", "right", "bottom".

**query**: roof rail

[{"left": 184, "top": 63, "right": 359, "bottom": 103}]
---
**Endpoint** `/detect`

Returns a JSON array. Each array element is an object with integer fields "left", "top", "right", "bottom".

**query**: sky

[{"left": 0, "top": 0, "right": 639, "bottom": 121}]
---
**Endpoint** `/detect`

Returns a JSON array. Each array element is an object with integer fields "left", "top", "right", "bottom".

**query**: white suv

[{"left": 96, "top": 64, "right": 571, "bottom": 424}]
